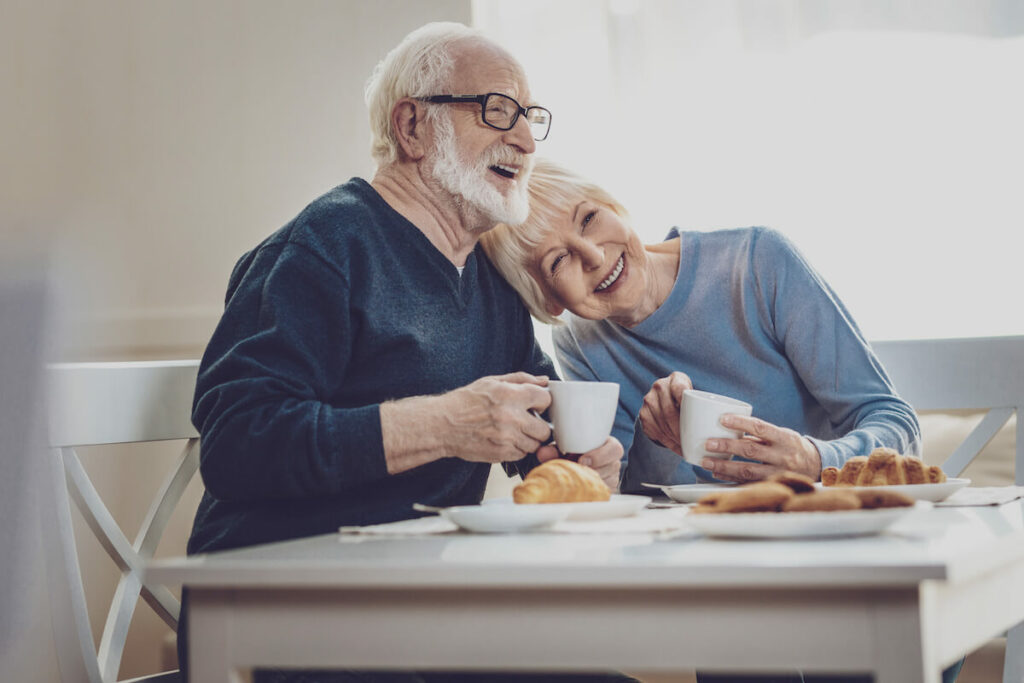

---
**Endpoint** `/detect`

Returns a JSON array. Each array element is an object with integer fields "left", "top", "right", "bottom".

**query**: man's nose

[{"left": 503, "top": 113, "right": 537, "bottom": 155}]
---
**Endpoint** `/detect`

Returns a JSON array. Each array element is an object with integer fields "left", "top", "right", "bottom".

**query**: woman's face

[{"left": 528, "top": 196, "right": 648, "bottom": 322}]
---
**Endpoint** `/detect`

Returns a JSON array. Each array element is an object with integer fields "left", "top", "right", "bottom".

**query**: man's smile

[{"left": 489, "top": 163, "right": 520, "bottom": 179}]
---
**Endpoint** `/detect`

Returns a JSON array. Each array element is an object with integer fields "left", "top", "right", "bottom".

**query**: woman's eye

[
  {"left": 550, "top": 254, "right": 565, "bottom": 274},
  {"left": 581, "top": 210, "right": 597, "bottom": 229}
]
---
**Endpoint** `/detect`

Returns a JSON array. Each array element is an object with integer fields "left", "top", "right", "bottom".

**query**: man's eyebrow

[{"left": 571, "top": 201, "right": 586, "bottom": 226}]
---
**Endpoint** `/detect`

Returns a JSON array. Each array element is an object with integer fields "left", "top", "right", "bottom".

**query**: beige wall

[
  {"left": 4, "top": 0, "right": 472, "bottom": 362},
  {"left": 2, "top": 1, "right": 472, "bottom": 680}
]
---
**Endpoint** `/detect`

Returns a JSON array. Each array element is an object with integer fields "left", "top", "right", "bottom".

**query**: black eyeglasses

[{"left": 418, "top": 93, "right": 552, "bottom": 141}]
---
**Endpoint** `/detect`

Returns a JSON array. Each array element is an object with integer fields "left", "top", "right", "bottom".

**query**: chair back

[
  {"left": 44, "top": 360, "right": 200, "bottom": 683},
  {"left": 872, "top": 335, "right": 1024, "bottom": 484}
]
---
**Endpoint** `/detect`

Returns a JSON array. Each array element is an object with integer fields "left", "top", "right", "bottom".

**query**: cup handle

[{"left": 529, "top": 409, "right": 581, "bottom": 461}]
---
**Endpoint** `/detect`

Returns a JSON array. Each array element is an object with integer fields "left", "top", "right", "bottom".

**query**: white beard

[{"left": 427, "top": 113, "right": 531, "bottom": 226}]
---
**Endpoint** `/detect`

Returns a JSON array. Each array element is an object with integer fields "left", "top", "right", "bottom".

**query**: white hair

[{"left": 364, "top": 22, "right": 484, "bottom": 166}]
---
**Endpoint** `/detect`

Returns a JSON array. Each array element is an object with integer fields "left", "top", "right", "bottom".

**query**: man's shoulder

[
  {"left": 247, "top": 178, "right": 394, "bottom": 263},
  {"left": 281, "top": 178, "right": 388, "bottom": 245}
]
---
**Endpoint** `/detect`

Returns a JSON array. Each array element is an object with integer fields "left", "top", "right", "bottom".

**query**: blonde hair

[
  {"left": 480, "top": 158, "right": 629, "bottom": 325},
  {"left": 364, "top": 22, "right": 482, "bottom": 166}
]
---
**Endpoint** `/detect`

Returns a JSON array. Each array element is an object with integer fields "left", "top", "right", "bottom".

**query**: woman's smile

[{"left": 594, "top": 254, "right": 625, "bottom": 293}]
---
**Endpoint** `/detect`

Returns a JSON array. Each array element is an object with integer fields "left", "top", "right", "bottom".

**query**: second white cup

[
  {"left": 547, "top": 380, "right": 619, "bottom": 455},
  {"left": 679, "top": 389, "right": 753, "bottom": 465}
]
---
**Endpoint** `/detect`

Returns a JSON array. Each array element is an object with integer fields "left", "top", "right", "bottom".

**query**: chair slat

[{"left": 940, "top": 407, "right": 1015, "bottom": 478}]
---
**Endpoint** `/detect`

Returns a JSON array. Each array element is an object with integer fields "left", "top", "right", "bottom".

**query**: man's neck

[{"left": 371, "top": 163, "right": 489, "bottom": 267}]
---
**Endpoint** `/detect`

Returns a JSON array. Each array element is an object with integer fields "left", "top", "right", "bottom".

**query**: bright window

[{"left": 475, "top": 1, "right": 1024, "bottom": 342}]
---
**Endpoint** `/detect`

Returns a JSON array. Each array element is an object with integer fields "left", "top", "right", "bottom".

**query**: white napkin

[
  {"left": 934, "top": 486, "right": 1024, "bottom": 507},
  {"left": 339, "top": 508, "right": 689, "bottom": 536},
  {"left": 339, "top": 516, "right": 458, "bottom": 535}
]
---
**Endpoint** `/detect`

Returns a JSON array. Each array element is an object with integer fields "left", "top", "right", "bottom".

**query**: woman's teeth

[{"left": 595, "top": 255, "right": 624, "bottom": 292}]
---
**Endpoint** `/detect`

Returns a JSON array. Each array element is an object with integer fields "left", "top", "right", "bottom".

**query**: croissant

[
  {"left": 513, "top": 459, "right": 611, "bottom": 504},
  {"left": 821, "top": 448, "right": 946, "bottom": 487}
]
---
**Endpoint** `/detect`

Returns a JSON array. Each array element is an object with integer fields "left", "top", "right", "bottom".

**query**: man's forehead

[{"left": 450, "top": 40, "right": 531, "bottom": 101}]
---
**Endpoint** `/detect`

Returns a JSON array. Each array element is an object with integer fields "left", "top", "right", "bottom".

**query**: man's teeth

[
  {"left": 595, "top": 256, "right": 624, "bottom": 292},
  {"left": 491, "top": 164, "right": 518, "bottom": 179}
]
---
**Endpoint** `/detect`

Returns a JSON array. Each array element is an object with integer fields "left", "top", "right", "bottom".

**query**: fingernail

[
  {"left": 706, "top": 439, "right": 721, "bottom": 451},
  {"left": 701, "top": 458, "right": 714, "bottom": 471},
  {"left": 720, "top": 415, "right": 734, "bottom": 427}
]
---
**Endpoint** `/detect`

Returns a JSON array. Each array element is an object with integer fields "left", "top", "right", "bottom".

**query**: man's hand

[
  {"left": 537, "top": 437, "right": 623, "bottom": 492},
  {"left": 638, "top": 371, "right": 693, "bottom": 454},
  {"left": 381, "top": 372, "right": 552, "bottom": 474},
  {"left": 699, "top": 414, "right": 822, "bottom": 482}
]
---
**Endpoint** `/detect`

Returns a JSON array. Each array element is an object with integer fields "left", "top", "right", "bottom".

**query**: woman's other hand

[
  {"left": 699, "top": 414, "right": 822, "bottom": 481},
  {"left": 537, "top": 436, "right": 623, "bottom": 492},
  {"left": 638, "top": 371, "right": 693, "bottom": 454}
]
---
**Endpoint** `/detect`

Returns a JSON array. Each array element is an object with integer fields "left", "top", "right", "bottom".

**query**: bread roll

[{"left": 513, "top": 459, "right": 611, "bottom": 504}]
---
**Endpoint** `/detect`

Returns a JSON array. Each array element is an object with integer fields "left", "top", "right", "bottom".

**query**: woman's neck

[{"left": 613, "top": 238, "right": 681, "bottom": 328}]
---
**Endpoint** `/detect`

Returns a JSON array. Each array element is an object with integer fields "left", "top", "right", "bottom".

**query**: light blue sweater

[{"left": 553, "top": 227, "right": 920, "bottom": 493}]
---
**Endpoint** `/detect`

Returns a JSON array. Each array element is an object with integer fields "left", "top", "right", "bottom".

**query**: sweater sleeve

[
  {"left": 193, "top": 242, "right": 389, "bottom": 502},
  {"left": 751, "top": 228, "right": 921, "bottom": 469}
]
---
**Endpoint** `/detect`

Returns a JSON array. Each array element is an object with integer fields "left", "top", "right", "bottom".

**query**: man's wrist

[{"left": 380, "top": 394, "right": 449, "bottom": 474}]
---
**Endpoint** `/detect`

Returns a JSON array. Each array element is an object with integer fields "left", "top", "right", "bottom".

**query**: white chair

[
  {"left": 872, "top": 336, "right": 1024, "bottom": 683},
  {"left": 43, "top": 360, "right": 201, "bottom": 683}
]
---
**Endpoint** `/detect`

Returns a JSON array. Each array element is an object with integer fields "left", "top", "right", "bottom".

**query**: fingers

[
  {"left": 493, "top": 372, "right": 550, "bottom": 387},
  {"left": 535, "top": 444, "right": 560, "bottom": 463},
  {"left": 667, "top": 372, "right": 693, "bottom": 405},
  {"left": 700, "top": 456, "right": 780, "bottom": 483},
  {"left": 699, "top": 414, "right": 822, "bottom": 480},
  {"left": 577, "top": 436, "right": 623, "bottom": 491},
  {"left": 639, "top": 375, "right": 684, "bottom": 453}
]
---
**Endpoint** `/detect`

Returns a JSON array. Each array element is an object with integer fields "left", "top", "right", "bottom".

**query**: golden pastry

[
  {"left": 513, "top": 459, "right": 611, "bottom": 504},
  {"left": 852, "top": 489, "right": 915, "bottom": 509},
  {"left": 697, "top": 482, "right": 794, "bottom": 513},
  {"left": 822, "top": 448, "right": 946, "bottom": 487},
  {"left": 781, "top": 490, "right": 861, "bottom": 513},
  {"left": 766, "top": 471, "right": 816, "bottom": 493}
]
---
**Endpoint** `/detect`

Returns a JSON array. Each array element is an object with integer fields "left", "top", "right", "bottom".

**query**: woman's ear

[
  {"left": 392, "top": 98, "right": 428, "bottom": 161},
  {"left": 544, "top": 301, "right": 565, "bottom": 317}
]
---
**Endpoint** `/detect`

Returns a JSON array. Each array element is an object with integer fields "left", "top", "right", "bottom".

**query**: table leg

[
  {"left": 871, "top": 596, "right": 941, "bottom": 683},
  {"left": 188, "top": 590, "right": 245, "bottom": 683}
]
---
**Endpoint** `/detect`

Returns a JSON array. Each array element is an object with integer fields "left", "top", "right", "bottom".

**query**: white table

[{"left": 148, "top": 501, "right": 1024, "bottom": 683}]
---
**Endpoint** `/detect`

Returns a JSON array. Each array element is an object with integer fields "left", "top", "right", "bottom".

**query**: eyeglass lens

[{"left": 483, "top": 94, "right": 550, "bottom": 140}]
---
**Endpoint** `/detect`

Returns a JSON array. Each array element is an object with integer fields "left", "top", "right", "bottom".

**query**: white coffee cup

[
  {"left": 679, "top": 389, "right": 753, "bottom": 465},
  {"left": 546, "top": 380, "right": 619, "bottom": 455}
]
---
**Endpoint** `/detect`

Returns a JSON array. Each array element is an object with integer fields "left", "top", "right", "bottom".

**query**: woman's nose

[{"left": 579, "top": 241, "right": 605, "bottom": 270}]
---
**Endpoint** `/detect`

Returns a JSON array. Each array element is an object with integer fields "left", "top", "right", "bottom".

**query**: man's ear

[{"left": 392, "top": 98, "right": 428, "bottom": 161}]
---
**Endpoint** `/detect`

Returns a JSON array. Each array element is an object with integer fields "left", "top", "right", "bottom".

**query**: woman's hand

[
  {"left": 537, "top": 436, "right": 623, "bottom": 492},
  {"left": 699, "top": 414, "right": 822, "bottom": 481},
  {"left": 638, "top": 371, "right": 693, "bottom": 454}
]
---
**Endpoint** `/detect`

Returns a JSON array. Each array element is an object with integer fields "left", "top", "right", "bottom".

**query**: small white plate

[
  {"left": 685, "top": 501, "right": 930, "bottom": 539},
  {"left": 643, "top": 482, "right": 738, "bottom": 504},
  {"left": 440, "top": 503, "right": 569, "bottom": 533},
  {"left": 815, "top": 478, "right": 970, "bottom": 503},
  {"left": 484, "top": 494, "right": 652, "bottom": 521}
]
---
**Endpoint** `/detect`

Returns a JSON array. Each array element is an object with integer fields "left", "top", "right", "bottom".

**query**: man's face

[{"left": 425, "top": 44, "right": 539, "bottom": 226}]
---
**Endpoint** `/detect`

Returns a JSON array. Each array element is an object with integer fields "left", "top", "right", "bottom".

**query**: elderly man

[{"left": 181, "top": 21, "right": 630, "bottom": 683}]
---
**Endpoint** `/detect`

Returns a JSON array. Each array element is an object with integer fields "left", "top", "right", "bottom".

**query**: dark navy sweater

[{"left": 187, "top": 178, "right": 555, "bottom": 554}]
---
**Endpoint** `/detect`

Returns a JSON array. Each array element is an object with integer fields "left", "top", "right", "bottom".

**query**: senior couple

[{"left": 183, "top": 21, "right": 959, "bottom": 683}]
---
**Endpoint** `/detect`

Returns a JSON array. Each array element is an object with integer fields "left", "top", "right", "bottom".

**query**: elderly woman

[
  {"left": 480, "top": 159, "right": 920, "bottom": 493},
  {"left": 482, "top": 160, "right": 965, "bottom": 683}
]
